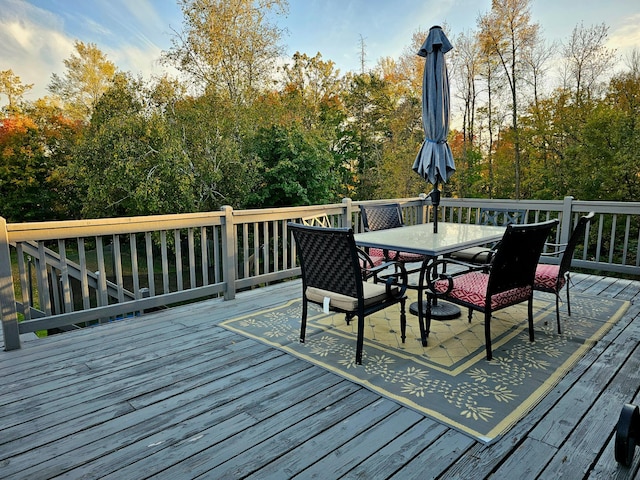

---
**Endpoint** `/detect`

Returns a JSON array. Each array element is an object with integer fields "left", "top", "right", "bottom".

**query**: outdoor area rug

[{"left": 220, "top": 291, "right": 629, "bottom": 443}]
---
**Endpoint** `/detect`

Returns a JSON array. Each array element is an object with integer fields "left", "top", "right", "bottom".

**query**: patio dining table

[{"left": 354, "top": 222, "right": 505, "bottom": 345}]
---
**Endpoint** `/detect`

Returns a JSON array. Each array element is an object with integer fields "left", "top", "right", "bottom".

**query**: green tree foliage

[
  {"left": 0, "top": 69, "right": 33, "bottom": 114},
  {"left": 0, "top": 107, "right": 80, "bottom": 222},
  {"left": 48, "top": 41, "right": 117, "bottom": 121},
  {"left": 2, "top": 1, "right": 640, "bottom": 222},
  {"left": 248, "top": 123, "right": 338, "bottom": 207},
  {"left": 171, "top": 91, "right": 259, "bottom": 210},
  {"left": 165, "top": 0, "right": 287, "bottom": 104},
  {"left": 69, "top": 74, "right": 197, "bottom": 217}
]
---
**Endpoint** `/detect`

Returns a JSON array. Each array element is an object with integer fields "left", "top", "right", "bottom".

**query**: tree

[
  {"left": 48, "top": 41, "right": 117, "bottom": 121},
  {"left": 0, "top": 108, "right": 80, "bottom": 221},
  {"left": 561, "top": 22, "right": 616, "bottom": 106},
  {"left": 248, "top": 123, "right": 338, "bottom": 207},
  {"left": 164, "top": 0, "right": 288, "bottom": 105},
  {"left": 278, "top": 52, "right": 343, "bottom": 131},
  {"left": 69, "top": 74, "right": 197, "bottom": 217},
  {"left": 478, "top": 0, "right": 540, "bottom": 199},
  {"left": 0, "top": 69, "right": 33, "bottom": 113}
]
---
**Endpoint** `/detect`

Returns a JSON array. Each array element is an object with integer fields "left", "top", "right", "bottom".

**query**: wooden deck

[{"left": 2, "top": 273, "right": 640, "bottom": 479}]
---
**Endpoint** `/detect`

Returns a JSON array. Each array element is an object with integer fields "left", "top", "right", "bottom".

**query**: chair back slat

[
  {"left": 489, "top": 220, "right": 557, "bottom": 295},
  {"left": 559, "top": 212, "right": 595, "bottom": 277},
  {"left": 361, "top": 204, "right": 404, "bottom": 231},
  {"left": 289, "top": 223, "right": 361, "bottom": 298},
  {"left": 480, "top": 208, "right": 527, "bottom": 226}
]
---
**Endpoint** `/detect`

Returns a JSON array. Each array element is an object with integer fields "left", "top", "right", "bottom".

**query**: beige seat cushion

[{"left": 306, "top": 282, "right": 398, "bottom": 311}]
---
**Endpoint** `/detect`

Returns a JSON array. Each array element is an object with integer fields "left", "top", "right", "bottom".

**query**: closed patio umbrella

[{"left": 412, "top": 25, "right": 455, "bottom": 234}]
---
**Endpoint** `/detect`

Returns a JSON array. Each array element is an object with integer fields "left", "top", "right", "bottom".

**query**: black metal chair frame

[
  {"left": 422, "top": 220, "right": 558, "bottom": 360},
  {"left": 359, "top": 203, "right": 427, "bottom": 272},
  {"left": 289, "top": 222, "right": 408, "bottom": 365},
  {"left": 535, "top": 212, "right": 595, "bottom": 333}
]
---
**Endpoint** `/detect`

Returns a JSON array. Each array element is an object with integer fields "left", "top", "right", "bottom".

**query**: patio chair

[
  {"left": 359, "top": 203, "right": 427, "bottom": 269},
  {"left": 534, "top": 212, "right": 595, "bottom": 333},
  {"left": 450, "top": 207, "right": 528, "bottom": 263},
  {"left": 288, "top": 222, "right": 408, "bottom": 365},
  {"left": 301, "top": 214, "right": 384, "bottom": 273},
  {"left": 422, "top": 219, "right": 557, "bottom": 360}
]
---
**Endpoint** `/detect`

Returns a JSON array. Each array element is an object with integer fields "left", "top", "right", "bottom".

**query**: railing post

[
  {"left": 342, "top": 198, "right": 353, "bottom": 229},
  {"left": 0, "top": 217, "right": 20, "bottom": 350},
  {"left": 418, "top": 193, "right": 428, "bottom": 224},
  {"left": 221, "top": 205, "right": 236, "bottom": 300},
  {"left": 560, "top": 196, "right": 575, "bottom": 244}
]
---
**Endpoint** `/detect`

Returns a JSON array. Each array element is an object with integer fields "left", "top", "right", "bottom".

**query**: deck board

[{"left": 1, "top": 274, "right": 640, "bottom": 479}]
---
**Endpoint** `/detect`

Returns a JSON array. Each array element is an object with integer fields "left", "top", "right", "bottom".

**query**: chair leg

[
  {"left": 399, "top": 298, "right": 407, "bottom": 343},
  {"left": 417, "top": 294, "right": 428, "bottom": 346},
  {"left": 468, "top": 308, "right": 473, "bottom": 323},
  {"left": 555, "top": 293, "right": 562, "bottom": 334},
  {"left": 484, "top": 310, "right": 492, "bottom": 361},
  {"left": 423, "top": 297, "right": 433, "bottom": 345},
  {"left": 528, "top": 297, "right": 535, "bottom": 342},
  {"left": 355, "top": 314, "right": 365, "bottom": 365},
  {"left": 566, "top": 280, "right": 572, "bottom": 317},
  {"left": 300, "top": 298, "right": 308, "bottom": 343}
]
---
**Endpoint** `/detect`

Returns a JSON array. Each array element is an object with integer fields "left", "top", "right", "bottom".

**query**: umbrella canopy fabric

[{"left": 412, "top": 26, "right": 455, "bottom": 186}]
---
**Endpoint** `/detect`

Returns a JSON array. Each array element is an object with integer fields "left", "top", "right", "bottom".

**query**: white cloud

[
  {"left": 608, "top": 13, "right": 640, "bottom": 53},
  {"left": 0, "top": 2, "right": 75, "bottom": 99}
]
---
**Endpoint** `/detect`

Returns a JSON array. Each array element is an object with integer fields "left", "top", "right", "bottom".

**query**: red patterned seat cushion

[
  {"left": 434, "top": 271, "right": 532, "bottom": 309},
  {"left": 369, "top": 248, "right": 424, "bottom": 263},
  {"left": 360, "top": 254, "right": 385, "bottom": 269},
  {"left": 534, "top": 264, "right": 565, "bottom": 291}
]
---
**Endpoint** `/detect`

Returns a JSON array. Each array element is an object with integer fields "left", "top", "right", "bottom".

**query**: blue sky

[{"left": 2, "top": 0, "right": 640, "bottom": 100}]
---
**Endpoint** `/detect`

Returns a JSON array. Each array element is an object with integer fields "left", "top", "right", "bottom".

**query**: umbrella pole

[{"left": 428, "top": 184, "right": 441, "bottom": 234}]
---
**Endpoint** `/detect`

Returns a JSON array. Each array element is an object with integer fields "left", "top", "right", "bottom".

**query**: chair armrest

[
  {"left": 367, "top": 260, "right": 408, "bottom": 298},
  {"left": 541, "top": 241, "right": 567, "bottom": 257},
  {"left": 422, "top": 257, "right": 489, "bottom": 297},
  {"left": 357, "top": 248, "right": 376, "bottom": 271}
]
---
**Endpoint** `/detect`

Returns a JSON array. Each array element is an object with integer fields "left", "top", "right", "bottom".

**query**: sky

[{"left": 2, "top": 0, "right": 640, "bottom": 101}]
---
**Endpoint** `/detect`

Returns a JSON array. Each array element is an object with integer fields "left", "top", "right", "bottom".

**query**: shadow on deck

[{"left": 1, "top": 273, "right": 640, "bottom": 479}]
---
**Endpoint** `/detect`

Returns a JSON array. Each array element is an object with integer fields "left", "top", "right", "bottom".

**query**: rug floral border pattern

[{"left": 222, "top": 293, "right": 629, "bottom": 442}]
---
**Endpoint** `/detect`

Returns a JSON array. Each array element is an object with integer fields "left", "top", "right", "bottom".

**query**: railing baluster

[
  {"left": 78, "top": 238, "right": 90, "bottom": 310},
  {"left": 201, "top": 226, "right": 209, "bottom": 285},
  {"left": 187, "top": 228, "right": 196, "bottom": 289},
  {"left": 262, "top": 221, "right": 269, "bottom": 273},
  {"left": 174, "top": 229, "right": 183, "bottom": 291},
  {"left": 145, "top": 232, "right": 155, "bottom": 297},
  {"left": 37, "top": 242, "right": 52, "bottom": 316},
  {"left": 622, "top": 216, "right": 631, "bottom": 266},
  {"left": 130, "top": 233, "right": 140, "bottom": 298},
  {"left": 112, "top": 235, "right": 124, "bottom": 304},
  {"left": 58, "top": 239, "right": 73, "bottom": 312},
  {"left": 609, "top": 215, "right": 617, "bottom": 264},
  {"left": 95, "top": 236, "right": 108, "bottom": 319},
  {"left": 16, "top": 243, "right": 31, "bottom": 320},
  {"left": 213, "top": 225, "right": 221, "bottom": 284}
]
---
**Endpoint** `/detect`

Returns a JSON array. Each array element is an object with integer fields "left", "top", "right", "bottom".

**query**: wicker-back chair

[
  {"left": 424, "top": 220, "right": 557, "bottom": 360},
  {"left": 534, "top": 212, "right": 595, "bottom": 333},
  {"left": 301, "top": 214, "right": 384, "bottom": 272},
  {"left": 360, "top": 204, "right": 426, "bottom": 267},
  {"left": 289, "top": 223, "right": 408, "bottom": 365}
]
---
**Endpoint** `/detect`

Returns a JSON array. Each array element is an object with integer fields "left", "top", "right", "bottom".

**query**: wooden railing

[{"left": 1, "top": 196, "right": 639, "bottom": 350}]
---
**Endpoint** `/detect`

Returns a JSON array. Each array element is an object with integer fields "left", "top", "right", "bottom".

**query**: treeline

[{"left": 0, "top": 0, "right": 639, "bottom": 223}]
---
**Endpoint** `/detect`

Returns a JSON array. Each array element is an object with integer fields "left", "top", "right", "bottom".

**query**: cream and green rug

[{"left": 221, "top": 291, "right": 629, "bottom": 443}]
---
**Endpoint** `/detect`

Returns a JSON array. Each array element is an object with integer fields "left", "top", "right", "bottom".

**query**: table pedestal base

[{"left": 409, "top": 301, "right": 461, "bottom": 320}]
